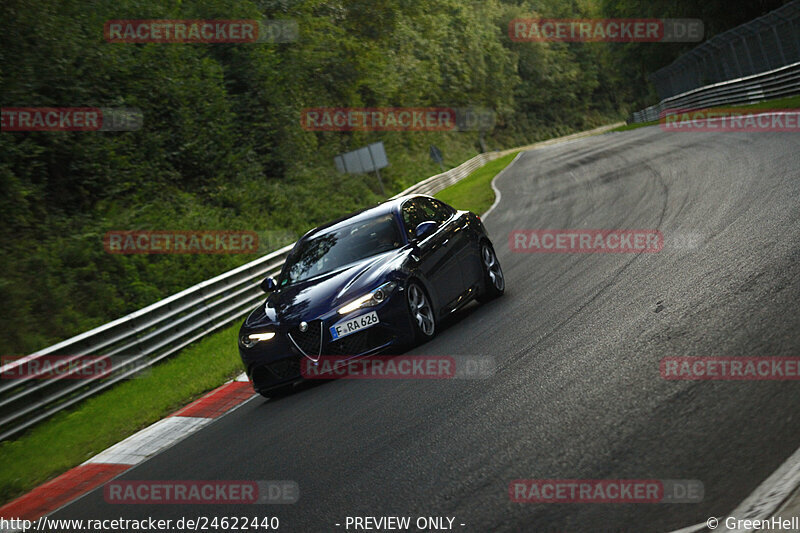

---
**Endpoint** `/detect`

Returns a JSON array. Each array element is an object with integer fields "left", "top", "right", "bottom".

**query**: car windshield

[{"left": 280, "top": 213, "right": 403, "bottom": 286}]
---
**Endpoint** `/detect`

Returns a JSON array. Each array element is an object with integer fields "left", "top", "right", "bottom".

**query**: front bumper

[{"left": 239, "top": 291, "right": 411, "bottom": 394}]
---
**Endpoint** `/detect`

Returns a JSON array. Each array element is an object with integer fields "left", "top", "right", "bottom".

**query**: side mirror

[
  {"left": 414, "top": 221, "right": 438, "bottom": 241},
  {"left": 260, "top": 277, "right": 277, "bottom": 293}
]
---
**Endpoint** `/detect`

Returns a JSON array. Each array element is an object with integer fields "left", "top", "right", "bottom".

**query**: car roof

[{"left": 299, "top": 194, "right": 433, "bottom": 241}]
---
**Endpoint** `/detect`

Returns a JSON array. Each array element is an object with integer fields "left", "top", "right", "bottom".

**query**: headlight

[
  {"left": 337, "top": 281, "right": 397, "bottom": 315},
  {"left": 239, "top": 331, "right": 276, "bottom": 349}
]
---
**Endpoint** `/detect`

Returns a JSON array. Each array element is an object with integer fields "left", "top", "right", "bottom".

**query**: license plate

[{"left": 330, "top": 311, "right": 379, "bottom": 340}]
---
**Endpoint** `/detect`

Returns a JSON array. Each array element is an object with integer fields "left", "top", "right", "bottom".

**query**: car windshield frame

[{"left": 279, "top": 212, "right": 404, "bottom": 287}]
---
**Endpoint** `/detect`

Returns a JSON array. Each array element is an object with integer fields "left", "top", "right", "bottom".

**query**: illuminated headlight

[
  {"left": 337, "top": 281, "right": 397, "bottom": 315},
  {"left": 239, "top": 331, "right": 276, "bottom": 349}
]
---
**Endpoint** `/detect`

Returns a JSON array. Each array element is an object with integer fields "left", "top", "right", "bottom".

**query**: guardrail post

[
  {"left": 710, "top": 43, "right": 726, "bottom": 82},
  {"left": 773, "top": 26, "right": 788, "bottom": 65},
  {"left": 756, "top": 32, "right": 772, "bottom": 70},
  {"left": 792, "top": 18, "right": 800, "bottom": 58},
  {"left": 738, "top": 31, "right": 757, "bottom": 75},
  {"left": 729, "top": 41, "right": 744, "bottom": 78}
]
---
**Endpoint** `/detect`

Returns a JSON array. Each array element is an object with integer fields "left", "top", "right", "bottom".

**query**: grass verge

[
  {"left": 0, "top": 325, "right": 242, "bottom": 504},
  {"left": 611, "top": 94, "right": 800, "bottom": 132},
  {"left": 434, "top": 151, "right": 520, "bottom": 215},
  {"left": 0, "top": 147, "right": 522, "bottom": 506}
]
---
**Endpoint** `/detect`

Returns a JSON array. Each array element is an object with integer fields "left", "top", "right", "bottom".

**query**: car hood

[{"left": 244, "top": 248, "right": 406, "bottom": 329}]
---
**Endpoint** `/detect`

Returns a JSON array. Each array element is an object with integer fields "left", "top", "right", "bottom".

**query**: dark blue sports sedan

[{"left": 238, "top": 194, "right": 504, "bottom": 397}]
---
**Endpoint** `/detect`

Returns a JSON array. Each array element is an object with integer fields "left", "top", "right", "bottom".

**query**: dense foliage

[{"left": 0, "top": 0, "right": 789, "bottom": 353}]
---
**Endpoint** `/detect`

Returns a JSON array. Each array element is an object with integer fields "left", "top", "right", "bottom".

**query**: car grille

[
  {"left": 288, "top": 320, "right": 322, "bottom": 357},
  {"left": 328, "top": 328, "right": 393, "bottom": 356}
]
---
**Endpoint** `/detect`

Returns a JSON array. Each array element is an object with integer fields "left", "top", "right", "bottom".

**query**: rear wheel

[
  {"left": 407, "top": 281, "right": 436, "bottom": 343},
  {"left": 478, "top": 242, "right": 505, "bottom": 302}
]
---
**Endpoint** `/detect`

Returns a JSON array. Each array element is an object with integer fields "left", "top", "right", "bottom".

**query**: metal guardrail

[
  {"left": 391, "top": 152, "right": 502, "bottom": 198},
  {"left": 0, "top": 151, "right": 504, "bottom": 441},
  {"left": 629, "top": 60, "right": 800, "bottom": 123},
  {"left": 650, "top": 0, "right": 800, "bottom": 100}
]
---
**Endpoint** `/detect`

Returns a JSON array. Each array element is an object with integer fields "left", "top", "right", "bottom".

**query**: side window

[
  {"left": 402, "top": 197, "right": 452, "bottom": 239},
  {"left": 416, "top": 198, "right": 450, "bottom": 225},
  {"left": 427, "top": 198, "right": 454, "bottom": 223},
  {"left": 401, "top": 199, "right": 426, "bottom": 240}
]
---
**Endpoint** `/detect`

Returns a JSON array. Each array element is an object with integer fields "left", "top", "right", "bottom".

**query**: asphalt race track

[{"left": 52, "top": 126, "right": 800, "bottom": 532}]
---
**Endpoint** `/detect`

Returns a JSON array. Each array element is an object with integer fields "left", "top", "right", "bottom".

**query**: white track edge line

[{"left": 481, "top": 152, "right": 521, "bottom": 220}]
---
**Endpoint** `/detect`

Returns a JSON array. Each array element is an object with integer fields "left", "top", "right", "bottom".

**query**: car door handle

[{"left": 442, "top": 239, "right": 450, "bottom": 246}]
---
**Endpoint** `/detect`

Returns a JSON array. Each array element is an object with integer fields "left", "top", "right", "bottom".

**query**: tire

[
  {"left": 406, "top": 281, "right": 436, "bottom": 344},
  {"left": 477, "top": 242, "right": 505, "bottom": 303}
]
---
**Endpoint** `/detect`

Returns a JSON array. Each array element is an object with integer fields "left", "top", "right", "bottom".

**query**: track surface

[{"left": 53, "top": 127, "right": 800, "bottom": 532}]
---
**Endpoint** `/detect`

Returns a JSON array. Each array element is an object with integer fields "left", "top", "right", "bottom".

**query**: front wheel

[
  {"left": 478, "top": 242, "right": 505, "bottom": 302},
  {"left": 407, "top": 281, "right": 436, "bottom": 344}
]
